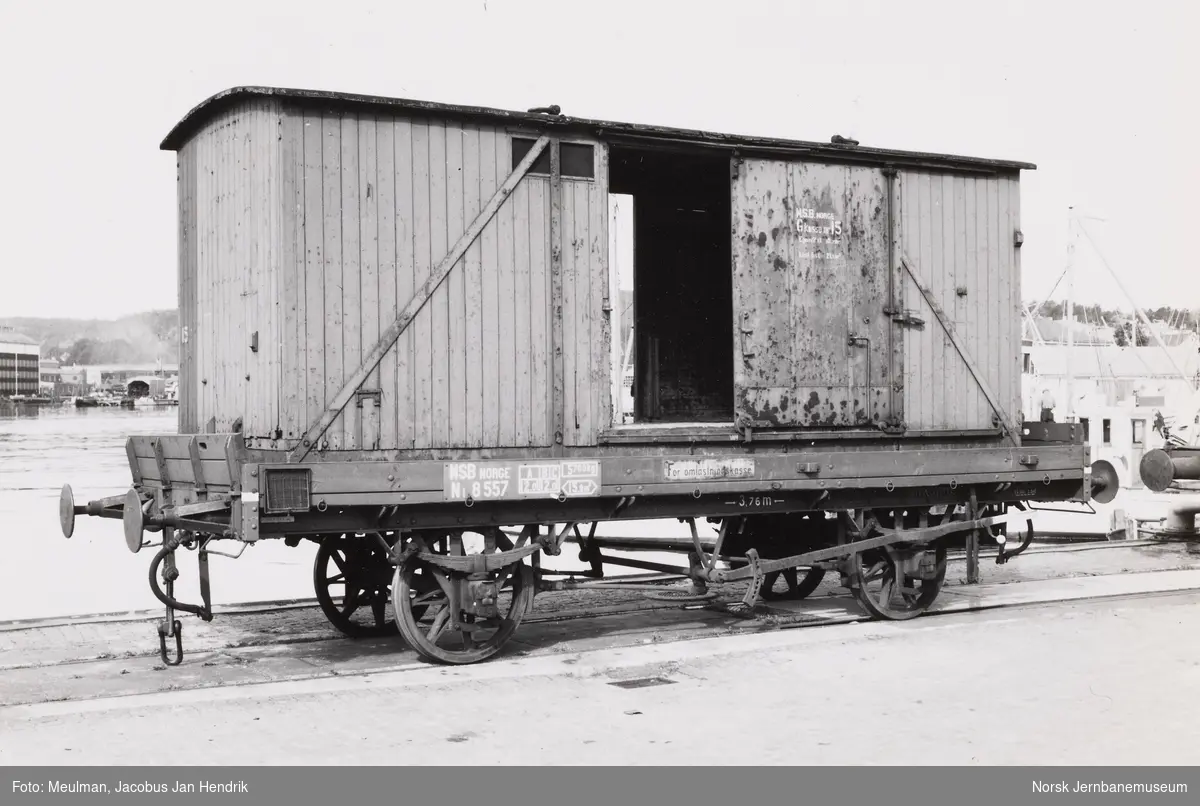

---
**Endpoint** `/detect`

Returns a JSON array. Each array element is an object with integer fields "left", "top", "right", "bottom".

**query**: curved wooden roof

[{"left": 160, "top": 86, "right": 1035, "bottom": 176}]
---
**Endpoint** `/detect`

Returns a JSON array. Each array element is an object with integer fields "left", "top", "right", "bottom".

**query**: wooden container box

[{"left": 163, "top": 87, "right": 1031, "bottom": 459}]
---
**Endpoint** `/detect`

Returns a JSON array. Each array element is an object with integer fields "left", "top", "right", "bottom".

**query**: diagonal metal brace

[
  {"left": 709, "top": 514, "right": 1004, "bottom": 584},
  {"left": 289, "top": 135, "right": 552, "bottom": 462},
  {"left": 899, "top": 254, "right": 1015, "bottom": 442}
]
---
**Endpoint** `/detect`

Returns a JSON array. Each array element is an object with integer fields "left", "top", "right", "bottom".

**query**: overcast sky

[{"left": 0, "top": 0, "right": 1194, "bottom": 320}]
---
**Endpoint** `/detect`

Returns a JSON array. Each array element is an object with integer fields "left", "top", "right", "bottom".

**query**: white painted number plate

[
  {"left": 443, "top": 460, "right": 602, "bottom": 501},
  {"left": 663, "top": 458, "right": 756, "bottom": 481}
]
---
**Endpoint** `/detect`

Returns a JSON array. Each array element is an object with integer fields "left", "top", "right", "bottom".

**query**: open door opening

[{"left": 608, "top": 146, "right": 734, "bottom": 425}]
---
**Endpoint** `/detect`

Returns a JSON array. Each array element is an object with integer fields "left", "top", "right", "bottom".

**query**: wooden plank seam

[{"left": 288, "top": 135, "right": 552, "bottom": 462}]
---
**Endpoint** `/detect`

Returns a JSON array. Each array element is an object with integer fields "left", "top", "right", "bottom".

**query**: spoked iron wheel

[
  {"left": 736, "top": 513, "right": 830, "bottom": 603},
  {"left": 313, "top": 533, "right": 400, "bottom": 638},
  {"left": 761, "top": 566, "right": 826, "bottom": 601},
  {"left": 848, "top": 542, "right": 946, "bottom": 620},
  {"left": 392, "top": 528, "right": 536, "bottom": 665},
  {"left": 846, "top": 509, "right": 948, "bottom": 620}
]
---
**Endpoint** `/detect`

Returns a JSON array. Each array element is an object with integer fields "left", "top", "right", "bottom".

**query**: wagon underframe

[
  {"left": 55, "top": 86, "right": 1134, "bottom": 668},
  {"left": 59, "top": 428, "right": 1118, "bottom": 666}
]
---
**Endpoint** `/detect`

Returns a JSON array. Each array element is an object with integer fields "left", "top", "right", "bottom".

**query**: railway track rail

[{"left": 4, "top": 540, "right": 1197, "bottom": 708}]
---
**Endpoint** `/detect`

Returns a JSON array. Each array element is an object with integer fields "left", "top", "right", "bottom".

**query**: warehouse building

[{"left": 0, "top": 330, "right": 41, "bottom": 397}]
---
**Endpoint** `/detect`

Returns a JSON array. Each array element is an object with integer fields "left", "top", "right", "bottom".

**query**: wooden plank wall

[
  {"left": 276, "top": 108, "right": 608, "bottom": 451},
  {"left": 896, "top": 172, "right": 1022, "bottom": 431},
  {"left": 176, "top": 103, "right": 1018, "bottom": 447},
  {"left": 559, "top": 165, "right": 609, "bottom": 445},
  {"left": 179, "top": 101, "right": 282, "bottom": 437}
]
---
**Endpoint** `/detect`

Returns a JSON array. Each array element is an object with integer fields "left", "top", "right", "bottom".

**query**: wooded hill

[
  {"left": 0, "top": 298, "right": 1193, "bottom": 365},
  {"left": 0, "top": 310, "right": 178, "bottom": 364}
]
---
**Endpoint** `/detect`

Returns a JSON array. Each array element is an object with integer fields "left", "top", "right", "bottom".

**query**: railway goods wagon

[{"left": 59, "top": 86, "right": 1118, "bottom": 665}]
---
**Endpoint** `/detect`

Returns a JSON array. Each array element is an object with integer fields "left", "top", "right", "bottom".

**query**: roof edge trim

[{"left": 159, "top": 86, "right": 1037, "bottom": 173}]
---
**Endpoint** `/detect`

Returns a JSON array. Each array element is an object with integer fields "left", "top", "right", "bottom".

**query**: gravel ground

[{"left": 2, "top": 589, "right": 1198, "bottom": 766}]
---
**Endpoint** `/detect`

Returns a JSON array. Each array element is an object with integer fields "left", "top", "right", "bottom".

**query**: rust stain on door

[{"left": 732, "top": 159, "right": 894, "bottom": 429}]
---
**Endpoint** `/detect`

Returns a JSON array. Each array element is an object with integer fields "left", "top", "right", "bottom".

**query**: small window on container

[
  {"left": 1102, "top": 419, "right": 1112, "bottom": 445},
  {"left": 1080, "top": 418, "right": 1090, "bottom": 442},
  {"left": 1132, "top": 419, "right": 1145, "bottom": 446},
  {"left": 511, "top": 137, "right": 595, "bottom": 179}
]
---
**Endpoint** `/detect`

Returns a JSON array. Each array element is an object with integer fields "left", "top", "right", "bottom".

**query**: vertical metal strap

[
  {"left": 549, "top": 139, "right": 565, "bottom": 456},
  {"left": 126, "top": 439, "right": 143, "bottom": 486},
  {"left": 188, "top": 436, "right": 207, "bottom": 498},
  {"left": 884, "top": 166, "right": 901, "bottom": 423},
  {"left": 225, "top": 435, "right": 244, "bottom": 493},
  {"left": 967, "top": 489, "right": 981, "bottom": 585},
  {"left": 151, "top": 438, "right": 171, "bottom": 494}
]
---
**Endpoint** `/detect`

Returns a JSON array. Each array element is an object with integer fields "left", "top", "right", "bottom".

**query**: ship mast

[
  {"left": 1077, "top": 220, "right": 1190, "bottom": 382},
  {"left": 1065, "top": 207, "right": 1075, "bottom": 421}
]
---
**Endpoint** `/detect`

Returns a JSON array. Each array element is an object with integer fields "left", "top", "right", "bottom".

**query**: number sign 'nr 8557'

[{"left": 443, "top": 460, "right": 602, "bottom": 501}]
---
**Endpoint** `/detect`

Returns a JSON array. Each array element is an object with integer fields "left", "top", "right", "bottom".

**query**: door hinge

[
  {"left": 734, "top": 413, "right": 754, "bottom": 443},
  {"left": 884, "top": 306, "right": 925, "bottom": 329},
  {"left": 355, "top": 389, "right": 382, "bottom": 408}
]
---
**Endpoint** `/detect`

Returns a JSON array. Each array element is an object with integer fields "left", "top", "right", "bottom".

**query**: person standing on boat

[
  {"left": 1153, "top": 410, "right": 1168, "bottom": 440},
  {"left": 1039, "top": 388, "right": 1057, "bottom": 423}
]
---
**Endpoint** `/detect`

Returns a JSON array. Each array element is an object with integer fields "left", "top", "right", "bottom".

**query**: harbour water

[
  {"left": 0, "top": 404, "right": 1155, "bottom": 623},
  {"left": 0, "top": 405, "right": 715, "bottom": 622},
  {"left": 0, "top": 406, "right": 323, "bottom": 621}
]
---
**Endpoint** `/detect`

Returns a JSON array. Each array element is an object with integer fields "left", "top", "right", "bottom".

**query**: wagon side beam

[
  {"left": 899, "top": 254, "right": 1016, "bottom": 443},
  {"left": 706, "top": 513, "right": 1004, "bottom": 584},
  {"left": 288, "top": 135, "right": 554, "bottom": 463}
]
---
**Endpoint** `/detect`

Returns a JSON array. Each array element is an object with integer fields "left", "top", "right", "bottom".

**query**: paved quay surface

[
  {"left": 1, "top": 540, "right": 1198, "bottom": 711},
  {"left": 4, "top": 539, "right": 1196, "bottom": 665},
  {"left": 1, "top": 589, "right": 1197, "bottom": 765}
]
